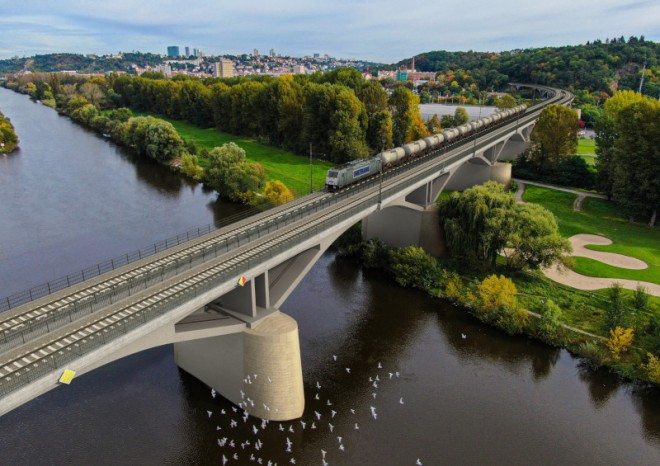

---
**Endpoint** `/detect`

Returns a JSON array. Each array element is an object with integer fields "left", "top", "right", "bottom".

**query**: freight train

[{"left": 325, "top": 104, "right": 527, "bottom": 190}]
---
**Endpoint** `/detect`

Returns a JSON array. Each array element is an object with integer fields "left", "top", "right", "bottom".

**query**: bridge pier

[{"left": 174, "top": 311, "right": 304, "bottom": 421}]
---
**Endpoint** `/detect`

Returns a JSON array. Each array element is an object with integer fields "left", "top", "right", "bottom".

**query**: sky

[{"left": 0, "top": 0, "right": 658, "bottom": 63}]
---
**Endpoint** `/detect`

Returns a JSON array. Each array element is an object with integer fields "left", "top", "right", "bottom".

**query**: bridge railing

[
  {"left": 1, "top": 147, "right": 459, "bottom": 397},
  {"left": 0, "top": 107, "right": 548, "bottom": 352}
]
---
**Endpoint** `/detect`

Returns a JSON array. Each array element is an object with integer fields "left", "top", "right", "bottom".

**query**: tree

[
  {"left": 440, "top": 114, "right": 455, "bottom": 128},
  {"left": 536, "top": 299, "right": 562, "bottom": 340},
  {"left": 438, "top": 181, "right": 517, "bottom": 267},
  {"left": 643, "top": 353, "right": 660, "bottom": 382},
  {"left": 180, "top": 154, "right": 204, "bottom": 180},
  {"left": 606, "top": 327, "right": 634, "bottom": 360},
  {"left": 426, "top": 114, "right": 442, "bottom": 134},
  {"left": 495, "top": 94, "right": 517, "bottom": 109},
  {"left": 506, "top": 203, "right": 572, "bottom": 270},
  {"left": 454, "top": 107, "right": 469, "bottom": 125},
  {"left": 206, "top": 142, "right": 266, "bottom": 202},
  {"left": 610, "top": 98, "right": 660, "bottom": 225},
  {"left": 631, "top": 285, "right": 649, "bottom": 312},
  {"left": 604, "top": 283, "right": 627, "bottom": 330},
  {"left": 528, "top": 105, "right": 579, "bottom": 170},
  {"left": 477, "top": 274, "right": 519, "bottom": 315},
  {"left": 388, "top": 245, "right": 440, "bottom": 290},
  {"left": 389, "top": 87, "right": 421, "bottom": 146},
  {"left": 261, "top": 180, "right": 294, "bottom": 207}
]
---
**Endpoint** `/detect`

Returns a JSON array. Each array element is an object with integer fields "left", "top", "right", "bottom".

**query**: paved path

[
  {"left": 513, "top": 178, "right": 607, "bottom": 211},
  {"left": 570, "top": 234, "right": 648, "bottom": 270}
]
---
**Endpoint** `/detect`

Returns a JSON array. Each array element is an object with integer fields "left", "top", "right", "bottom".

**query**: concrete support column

[
  {"left": 243, "top": 312, "right": 304, "bottom": 420},
  {"left": 173, "top": 311, "right": 304, "bottom": 421}
]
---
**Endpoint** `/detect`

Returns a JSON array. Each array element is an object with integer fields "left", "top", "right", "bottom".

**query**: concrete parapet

[{"left": 244, "top": 312, "right": 304, "bottom": 420}]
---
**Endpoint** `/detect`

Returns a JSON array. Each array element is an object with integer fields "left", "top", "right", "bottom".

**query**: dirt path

[
  {"left": 542, "top": 264, "right": 660, "bottom": 296},
  {"left": 512, "top": 178, "right": 607, "bottom": 211}
]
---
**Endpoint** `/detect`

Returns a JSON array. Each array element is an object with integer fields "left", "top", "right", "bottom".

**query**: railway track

[{"left": 0, "top": 85, "right": 573, "bottom": 399}]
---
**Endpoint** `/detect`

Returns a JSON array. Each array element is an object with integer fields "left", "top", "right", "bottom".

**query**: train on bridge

[{"left": 325, "top": 104, "right": 528, "bottom": 190}]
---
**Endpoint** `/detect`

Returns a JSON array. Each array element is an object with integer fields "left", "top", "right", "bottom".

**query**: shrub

[
  {"left": 361, "top": 238, "right": 389, "bottom": 269},
  {"left": 576, "top": 341, "right": 608, "bottom": 368},
  {"left": 643, "top": 353, "right": 660, "bottom": 383},
  {"left": 388, "top": 245, "right": 440, "bottom": 291},
  {"left": 606, "top": 327, "right": 634, "bottom": 360},
  {"left": 477, "top": 274, "right": 518, "bottom": 315},
  {"left": 536, "top": 299, "right": 562, "bottom": 340}
]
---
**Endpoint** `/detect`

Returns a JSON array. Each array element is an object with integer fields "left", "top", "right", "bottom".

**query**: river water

[{"left": 0, "top": 87, "right": 659, "bottom": 465}]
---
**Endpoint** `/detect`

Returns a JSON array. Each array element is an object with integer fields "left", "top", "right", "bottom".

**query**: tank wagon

[{"left": 326, "top": 104, "right": 527, "bottom": 191}]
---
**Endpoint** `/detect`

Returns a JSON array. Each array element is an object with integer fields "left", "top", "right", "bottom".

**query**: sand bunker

[{"left": 542, "top": 234, "right": 659, "bottom": 296}]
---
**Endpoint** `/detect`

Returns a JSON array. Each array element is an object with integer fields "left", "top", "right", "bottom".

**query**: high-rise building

[
  {"left": 167, "top": 46, "right": 180, "bottom": 58},
  {"left": 269, "top": 48, "right": 276, "bottom": 57},
  {"left": 253, "top": 49, "right": 259, "bottom": 57},
  {"left": 193, "top": 48, "right": 199, "bottom": 57},
  {"left": 185, "top": 46, "right": 190, "bottom": 57},
  {"left": 213, "top": 60, "right": 235, "bottom": 78},
  {"left": 313, "top": 53, "right": 320, "bottom": 58}
]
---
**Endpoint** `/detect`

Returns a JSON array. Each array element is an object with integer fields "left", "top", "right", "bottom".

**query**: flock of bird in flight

[{"left": 206, "top": 354, "right": 424, "bottom": 465}]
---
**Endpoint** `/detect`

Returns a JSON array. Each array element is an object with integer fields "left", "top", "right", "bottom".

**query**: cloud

[{"left": 0, "top": 0, "right": 657, "bottom": 62}]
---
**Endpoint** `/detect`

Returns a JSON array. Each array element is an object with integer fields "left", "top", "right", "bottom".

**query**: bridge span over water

[{"left": 0, "top": 85, "right": 573, "bottom": 419}]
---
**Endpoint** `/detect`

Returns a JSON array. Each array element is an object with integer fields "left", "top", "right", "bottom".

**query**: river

[{"left": 0, "top": 87, "right": 659, "bottom": 465}]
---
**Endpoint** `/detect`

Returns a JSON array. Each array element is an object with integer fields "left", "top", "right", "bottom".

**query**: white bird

[
  {"left": 290, "top": 459, "right": 296, "bottom": 464},
  {"left": 322, "top": 461, "right": 328, "bottom": 466},
  {"left": 370, "top": 406, "right": 377, "bottom": 420},
  {"left": 311, "top": 422, "right": 316, "bottom": 429},
  {"left": 221, "top": 409, "right": 226, "bottom": 415},
  {"left": 285, "top": 437, "right": 292, "bottom": 452},
  {"left": 395, "top": 371, "right": 400, "bottom": 378},
  {"left": 375, "top": 375, "right": 380, "bottom": 382},
  {"left": 331, "top": 410, "right": 337, "bottom": 418},
  {"left": 461, "top": 333, "right": 467, "bottom": 339},
  {"left": 240, "top": 390, "right": 245, "bottom": 399},
  {"left": 300, "top": 420, "right": 306, "bottom": 429},
  {"left": 261, "top": 419, "right": 267, "bottom": 430},
  {"left": 350, "top": 409, "right": 355, "bottom": 414},
  {"left": 332, "top": 355, "right": 337, "bottom": 361},
  {"left": 211, "top": 388, "right": 217, "bottom": 398},
  {"left": 416, "top": 459, "right": 423, "bottom": 465},
  {"left": 327, "top": 399, "right": 332, "bottom": 406},
  {"left": 378, "top": 362, "right": 382, "bottom": 369},
  {"left": 345, "top": 368, "right": 351, "bottom": 374},
  {"left": 373, "top": 381, "right": 378, "bottom": 389},
  {"left": 389, "top": 372, "right": 393, "bottom": 379},
  {"left": 289, "top": 425, "right": 294, "bottom": 433},
  {"left": 218, "top": 438, "right": 227, "bottom": 447},
  {"left": 243, "top": 412, "right": 249, "bottom": 423},
  {"left": 250, "top": 454, "right": 255, "bottom": 461},
  {"left": 315, "top": 393, "right": 320, "bottom": 400},
  {"left": 263, "top": 403, "right": 270, "bottom": 412},
  {"left": 257, "top": 458, "right": 263, "bottom": 464},
  {"left": 207, "top": 410, "right": 213, "bottom": 418},
  {"left": 217, "top": 426, "right": 221, "bottom": 431},
  {"left": 372, "top": 392, "right": 377, "bottom": 399},
  {"left": 339, "top": 444, "right": 345, "bottom": 452},
  {"left": 316, "top": 381, "right": 321, "bottom": 389},
  {"left": 230, "top": 420, "right": 237, "bottom": 428},
  {"left": 328, "top": 423, "right": 334, "bottom": 432},
  {"left": 253, "top": 425, "right": 259, "bottom": 435},
  {"left": 268, "top": 377, "right": 272, "bottom": 384},
  {"left": 232, "top": 406, "right": 238, "bottom": 413},
  {"left": 279, "top": 424, "right": 284, "bottom": 431},
  {"left": 222, "top": 454, "right": 228, "bottom": 465},
  {"left": 229, "top": 440, "right": 235, "bottom": 448},
  {"left": 354, "top": 423, "right": 359, "bottom": 430},
  {"left": 337, "top": 436, "right": 342, "bottom": 444},
  {"left": 314, "top": 410, "right": 322, "bottom": 420},
  {"left": 321, "top": 449, "right": 327, "bottom": 459},
  {"left": 399, "top": 397, "right": 404, "bottom": 405},
  {"left": 233, "top": 453, "right": 238, "bottom": 460}
]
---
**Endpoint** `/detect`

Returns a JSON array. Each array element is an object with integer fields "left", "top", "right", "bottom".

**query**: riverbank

[{"left": 335, "top": 224, "right": 660, "bottom": 386}]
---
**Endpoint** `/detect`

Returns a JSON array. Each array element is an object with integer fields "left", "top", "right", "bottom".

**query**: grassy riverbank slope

[{"left": 136, "top": 113, "right": 334, "bottom": 197}]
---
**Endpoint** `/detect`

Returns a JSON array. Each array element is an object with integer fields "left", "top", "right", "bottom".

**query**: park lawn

[
  {"left": 136, "top": 113, "right": 334, "bottom": 196},
  {"left": 523, "top": 185, "right": 660, "bottom": 285},
  {"left": 577, "top": 137, "right": 596, "bottom": 155},
  {"left": 579, "top": 154, "right": 597, "bottom": 167}
]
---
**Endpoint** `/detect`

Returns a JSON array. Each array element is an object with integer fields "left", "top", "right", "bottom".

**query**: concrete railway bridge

[{"left": 0, "top": 85, "right": 573, "bottom": 419}]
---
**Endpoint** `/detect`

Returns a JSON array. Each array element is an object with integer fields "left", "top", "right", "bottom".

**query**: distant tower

[
  {"left": 253, "top": 48, "right": 260, "bottom": 57},
  {"left": 167, "top": 46, "right": 180, "bottom": 58},
  {"left": 269, "top": 48, "right": 276, "bottom": 57},
  {"left": 185, "top": 46, "right": 190, "bottom": 57},
  {"left": 411, "top": 56, "right": 415, "bottom": 72}
]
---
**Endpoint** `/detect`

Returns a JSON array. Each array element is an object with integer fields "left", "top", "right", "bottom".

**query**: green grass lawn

[
  {"left": 522, "top": 185, "right": 660, "bottom": 285},
  {"left": 579, "top": 154, "right": 597, "bottom": 167},
  {"left": 136, "top": 113, "right": 334, "bottom": 196},
  {"left": 577, "top": 137, "right": 596, "bottom": 155}
]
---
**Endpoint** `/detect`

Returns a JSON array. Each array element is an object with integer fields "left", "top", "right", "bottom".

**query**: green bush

[{"left": 388, "top": 245, "right": 441, "bottom": 290}]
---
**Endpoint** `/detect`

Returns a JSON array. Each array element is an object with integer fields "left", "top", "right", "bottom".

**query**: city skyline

[{"left": 0, "top": 1, "right": 659, "bottom": 63}]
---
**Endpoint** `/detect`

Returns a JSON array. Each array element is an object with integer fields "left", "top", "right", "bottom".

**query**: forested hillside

[
  {"left": 0, "top": 52, "right": 163, "bottom": 74},
  {"left": 389, "top": 38, "right": 659, "bottom": 99}
]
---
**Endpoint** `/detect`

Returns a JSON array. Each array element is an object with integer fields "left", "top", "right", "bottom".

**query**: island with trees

[{"left": 0, "top": 110, "right": 18, "bottom": 153}]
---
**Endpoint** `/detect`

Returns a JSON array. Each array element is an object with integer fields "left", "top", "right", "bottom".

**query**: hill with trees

[
  {"left": 0, "top": 52, "right": 164, "bottom": 74},
  {"left": 387, "top": 38, "right": 659, "bottom": 100}
]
